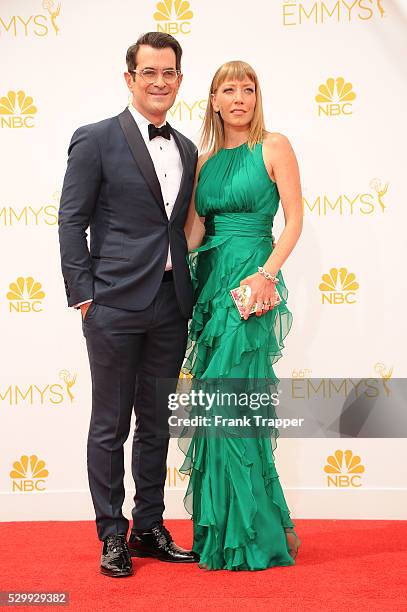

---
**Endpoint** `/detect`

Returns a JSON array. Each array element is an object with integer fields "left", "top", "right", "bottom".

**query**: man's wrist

[{"left": 73, "top": 299, "right": 93, "bottom": 309}]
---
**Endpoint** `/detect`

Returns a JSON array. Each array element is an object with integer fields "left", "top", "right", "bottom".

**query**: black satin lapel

[
  {"left": 169, "top": 127, "right": 188, "bottom": 221},
  {"left": 118, "top": 108, "right": 165, "bottom": 213}
]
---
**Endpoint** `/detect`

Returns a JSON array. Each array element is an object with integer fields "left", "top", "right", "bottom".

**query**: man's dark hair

[{"left": 126, "top": 32, "right": 183, "bottom": 78}]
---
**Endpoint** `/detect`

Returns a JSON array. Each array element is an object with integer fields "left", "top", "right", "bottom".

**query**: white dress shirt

[
  {"left": 74, "top": 104, "right": 183, "bottom": 308},
  {"left": 128, "top": 103, "right": 183, "bottom": 270}
]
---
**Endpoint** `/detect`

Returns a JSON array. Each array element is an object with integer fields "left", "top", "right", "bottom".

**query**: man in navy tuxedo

[{"left": 58, "top": 32, "right": 198, "bottom": 577}]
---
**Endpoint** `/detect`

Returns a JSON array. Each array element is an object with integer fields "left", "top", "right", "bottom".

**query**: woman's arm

[
  {"left": 241, "top": 132, "right": 303, "bottom": 318},
  {"left": 184, "top": 154, "right": 209, "bottom": 251},
  {"left": 261, "top": 132, "right": 303, "bottom": 275}
]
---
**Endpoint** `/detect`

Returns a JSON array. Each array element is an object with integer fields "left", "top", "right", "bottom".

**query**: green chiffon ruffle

[{"left": 178, "top": 229, "right": 300, "bottom": 570}]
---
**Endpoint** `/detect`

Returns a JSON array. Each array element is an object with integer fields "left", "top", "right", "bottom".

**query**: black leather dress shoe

[
  {"left": 100, "top": 534, "right": 134, "bottom": 577},
  {"left": 128, "top": 523, "right": 199, "bottom": 563}
]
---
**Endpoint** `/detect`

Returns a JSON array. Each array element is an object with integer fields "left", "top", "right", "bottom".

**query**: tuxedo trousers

[{"left": 82, "top": 279, "right": 188, "bottom": 540}]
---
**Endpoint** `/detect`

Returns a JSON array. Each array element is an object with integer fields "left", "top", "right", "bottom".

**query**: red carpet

[{"left": 1, "top": 520, "right": 406, "bottom": 611}]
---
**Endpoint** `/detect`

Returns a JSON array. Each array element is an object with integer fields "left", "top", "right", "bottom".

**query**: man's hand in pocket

[{"left": 80, "top": 301, "right": 93, "bottom": 320}]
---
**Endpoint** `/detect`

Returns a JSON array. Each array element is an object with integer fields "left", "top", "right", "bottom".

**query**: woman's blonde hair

[{"left": 200, "top": 60, "right": 266, "bottom": 155}]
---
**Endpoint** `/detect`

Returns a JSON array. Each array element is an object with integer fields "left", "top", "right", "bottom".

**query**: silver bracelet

[{"left": 258, "top": 266, "right": 279, "bottom": 283}]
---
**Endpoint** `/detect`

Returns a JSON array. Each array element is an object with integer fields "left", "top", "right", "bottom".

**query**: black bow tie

[{"left": 148, "top": 123, "right": 171, "bottom": 141}]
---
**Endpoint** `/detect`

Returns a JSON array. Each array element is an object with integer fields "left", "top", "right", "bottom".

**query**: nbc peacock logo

[
  {"left": 7, "top": 277, "right": 45, "bottom": 313},
  {"left": 10, "top": 455, "right": 49, "bottom": 492},
  {"left": 319, "top": 267, "right": 359, "bottom": 304},
  {"left": 0, "top": 90, "right": 37, "bottom": 128},
  {"left": 324, "top": 449, "right": 365, "bottom": 487},
  {"left": 315, "top": 77, "right": 356, "bottom": 117},
  {"left": 153, "top": 0, "right": 193, "bottom": 35}
]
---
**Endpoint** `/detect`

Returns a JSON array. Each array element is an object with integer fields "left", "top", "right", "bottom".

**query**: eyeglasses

[{"left": 130, "top": 68, "right": 181, "bottom": 84}]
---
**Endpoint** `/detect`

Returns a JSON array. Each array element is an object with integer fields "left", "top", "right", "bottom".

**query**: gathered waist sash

[{"left": 205, "top": 213, "right": 273, "bottom": 238}]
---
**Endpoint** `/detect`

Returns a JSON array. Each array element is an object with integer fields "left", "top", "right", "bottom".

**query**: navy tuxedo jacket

[{"left": 58, "top": 108, "right": 197, "bottom": 319}]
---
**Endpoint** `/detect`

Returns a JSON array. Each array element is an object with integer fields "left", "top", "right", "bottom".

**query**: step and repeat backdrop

[{"left": 1, "top": 0, "right": 406, "bottom": 522}]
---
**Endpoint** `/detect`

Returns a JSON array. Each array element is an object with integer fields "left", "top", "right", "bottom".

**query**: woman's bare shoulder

[{"left": 263, "top": 131, "right": 292, "bottom": 151}]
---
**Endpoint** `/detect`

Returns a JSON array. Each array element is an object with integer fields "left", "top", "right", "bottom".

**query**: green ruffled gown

[{"left": 179, "top": 142, "right": 300, "bottom": 570}]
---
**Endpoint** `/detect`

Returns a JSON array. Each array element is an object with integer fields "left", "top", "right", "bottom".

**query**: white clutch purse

[{"left": 229, "top": 284, "right": 281, "bottom": 318}]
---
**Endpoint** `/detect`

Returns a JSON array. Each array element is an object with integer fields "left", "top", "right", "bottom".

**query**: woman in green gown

[{"left": 181, "top": 60, "right": 303, "bottom": 570}]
